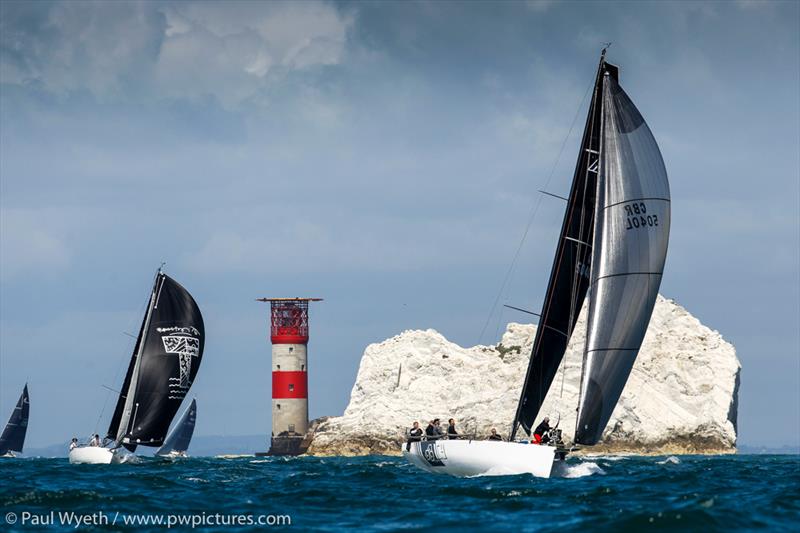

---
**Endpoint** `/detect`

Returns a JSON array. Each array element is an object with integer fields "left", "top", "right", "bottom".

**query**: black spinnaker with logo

[
  {"left": 106, "top": 272, "right": 204, "bottom": 450},
  {"left": 0, "top": 384, "right": 29, "bottom": 455}
]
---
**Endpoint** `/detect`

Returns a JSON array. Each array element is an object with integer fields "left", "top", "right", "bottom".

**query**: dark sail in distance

[
  {"left": 108, "top": 271, "right": 205, "bottom": 449},
  {"left": 156, "top": 398, "right": 197, "bottom": 456},
  {"left": 0, "top": 384, "right": 29, "bottom": 455},
  {"left": 511, "top": 54, "right": 619, "bottom": 439}
]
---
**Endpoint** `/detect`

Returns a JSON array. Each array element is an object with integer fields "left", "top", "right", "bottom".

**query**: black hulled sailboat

[
  {"left": 70, "top": 269, "right": 205, "bottom": 464},
  {"left": 403, "top": 49, "right": 670, "bottom": 477}
]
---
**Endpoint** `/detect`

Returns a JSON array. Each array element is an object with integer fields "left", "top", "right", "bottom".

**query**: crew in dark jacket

[
  {"left": 488, "top": 428, "right": 503, "bottom": 441},
  {"left": 533, "top": 417, "right": 551, "bottom": 444},
  {"left": 425, "top": 420, "right": 436, "bottom": 438},
  {"left": 447, "top": 418, "right": 458, "bottom": 440},
  {"left": 406, "top": 421, "right": 423, "bottom": 451}
]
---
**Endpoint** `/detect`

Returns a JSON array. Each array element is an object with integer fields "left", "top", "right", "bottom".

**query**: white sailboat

[
  {"left": 70, "top": 269, "right": 205, "bottom": 464},
  {"left": 404, "top": 49, "right": 671, "bottom": 478},
  {"left": 0, "top": 384, "right": 29, "bottom": 458},
  {"left": 155, "top": 398, "right": 197, "bottom": 459}
]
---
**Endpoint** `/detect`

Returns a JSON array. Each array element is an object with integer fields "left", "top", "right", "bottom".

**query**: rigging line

[
  {"left": 478, "top": 77, "right": 595, "bottom": 345},
  {"left": 94, "top": 274, "right": 152, "bottom": 435}
]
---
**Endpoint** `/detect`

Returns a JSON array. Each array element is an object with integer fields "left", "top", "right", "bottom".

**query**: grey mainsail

[
  {"left": 156, "top": 398, "right": 197, "bottom": 456},
  {"left": 0, "top": 384, "right": 29, "bottom": 455},
  {"left": 574, "top": 72, "right": 671, "bottom": 445}
]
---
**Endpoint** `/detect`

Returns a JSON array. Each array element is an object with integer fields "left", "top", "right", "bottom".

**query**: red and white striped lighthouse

[{"left": 257, "top": 297, "right": 322, "bottom": 456}]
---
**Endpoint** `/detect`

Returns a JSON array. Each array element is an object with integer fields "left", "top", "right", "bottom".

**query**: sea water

[{"left": 1, "top": 455, "right": 798, "bottom": 531}]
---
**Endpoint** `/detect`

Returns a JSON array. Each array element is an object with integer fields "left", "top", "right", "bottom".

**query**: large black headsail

[
  {"left": 511, "top": 52, "right": 618, "bottom": 439},
  {"left": 0, "top": 384, "right": 30, "bottom": 455},
  {"left": 112, "top": 272, "right": 205, "bottom": 449}
]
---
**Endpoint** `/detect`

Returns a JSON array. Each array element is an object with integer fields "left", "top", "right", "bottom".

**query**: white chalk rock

[{"left": 308, "top": 295, "right": 740, "bottom": 456}]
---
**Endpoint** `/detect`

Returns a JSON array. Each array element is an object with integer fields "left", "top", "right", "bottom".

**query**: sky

[{"left": 1, "top": 0, "right": 798, "bottom": 450}]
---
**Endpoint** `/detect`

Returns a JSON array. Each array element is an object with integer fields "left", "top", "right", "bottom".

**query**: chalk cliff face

[{"left": 308, "top": 295, "right": 740, "bottom": 456}]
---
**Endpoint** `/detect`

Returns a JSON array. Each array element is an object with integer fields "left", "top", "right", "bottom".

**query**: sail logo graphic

[{"left": 158, "top": 326, "right": 200, "bottom": 399}]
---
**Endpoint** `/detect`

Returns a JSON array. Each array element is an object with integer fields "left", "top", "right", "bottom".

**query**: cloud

[
  {"left": 0, "top": 0, "right": 354, "bottom": 107},
  {"left": 0, "top": 1, "right": 166, "bottom": 97}
]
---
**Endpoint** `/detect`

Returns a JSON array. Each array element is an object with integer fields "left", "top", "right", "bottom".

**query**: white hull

[
  {"left": 68, "top": 447, "right": 120, "bottom": 464},
  {"left": 402, "top": 439, "right": 557, "bottom": 478}
]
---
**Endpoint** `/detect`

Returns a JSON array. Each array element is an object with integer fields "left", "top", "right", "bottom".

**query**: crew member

[
  {"left": 533, "top": 417, "right": 551, "bottom": 444},
  {"left": 488, "top": 428, "right": 503, "bottom": 441},
  {"left": 89, "top": 434, "right": 101, "bottom": 447},
  {"left": 432, "top": 418, "right": 443, "bottom": 439},
  {"left": 425, "top": 420, "right": 436, "bottom": 438},
  {"left": 69, "top": 437, "right": 79, "bottom": 451},
  {"left": 447, "top": 418, "right": 458, "bottom": 440},
  {"left": 407, "top": 421, "right": 423, "bottom": 451}
]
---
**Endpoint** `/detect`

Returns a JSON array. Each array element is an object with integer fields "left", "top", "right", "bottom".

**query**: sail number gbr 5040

[{"left": 624, "top": 201, "right": 658, "bottom": 230}]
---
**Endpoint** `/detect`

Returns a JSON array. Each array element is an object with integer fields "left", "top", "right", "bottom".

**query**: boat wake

[
  {"left": 469, "top": 466, "right": 534, "bottom": 477},
  {"left": 552, "top": 461, "right": 605, "bottom": 478},
  {"left": 118, "top": 454, "right": 142, "bottom": 464}
]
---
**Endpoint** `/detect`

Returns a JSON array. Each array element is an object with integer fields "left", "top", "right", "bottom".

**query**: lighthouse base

[{"left": 266, "top": 434, "right": 310, "bottom": 456}]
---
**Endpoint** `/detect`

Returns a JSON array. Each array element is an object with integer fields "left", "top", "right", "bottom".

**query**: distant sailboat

[
  {"left": 404, "top": 48, "right": 670, "bottom": 477},
  {"left": 156, "top": 398, "right": 197, "bottom": 458},
  {"left": 70, "top": 269, "right": 205, "bottom": 464},
  {"left": 0, "top": 384, "right": 29, "bottom": 458}
]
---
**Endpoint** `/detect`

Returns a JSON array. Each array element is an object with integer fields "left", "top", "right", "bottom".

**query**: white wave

[
  {"left": 657, "top": 456, "right": 681, "bottom": 465},
  {"left": 186, "top": 477, "right": 208, "bottom": 483},
  {"left": 470, "top": 465, "right": 532, "bottom": 477},
  {"left": 589, "top": 455, "right": 628, "bottom": 461},
  {"left": 552, "top": 461, "right": 605, "bottom": 478}
]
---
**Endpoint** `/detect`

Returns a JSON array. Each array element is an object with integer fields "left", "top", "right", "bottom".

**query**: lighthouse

[{"left": 257, "top": 297, "right": 322, "bottom": 456}]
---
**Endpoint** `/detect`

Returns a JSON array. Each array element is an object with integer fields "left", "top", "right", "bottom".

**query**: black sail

[
  {"left": 156, "top": 398, "right": 197, "bottom": 456},
  {"left": 511, "top": 54, "right": 618, "bottom": 439},
  {"left": 0, "top": 384, "right": 29, "bottom": 455},
  {"left": 118, "top": 273, "right": 205, "bottom": 448}
]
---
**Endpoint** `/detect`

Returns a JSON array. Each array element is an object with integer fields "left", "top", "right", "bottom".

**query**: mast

[
  {"left": 115, "top": 270, "right": 162, "bottom": 447},
  {"left": 510, "top": 50, "right": 617, "bottom": 440}
]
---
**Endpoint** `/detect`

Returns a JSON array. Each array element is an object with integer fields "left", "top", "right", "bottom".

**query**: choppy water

[{"left": 1, "top": 454, "right": 798, "bottom": 531}]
